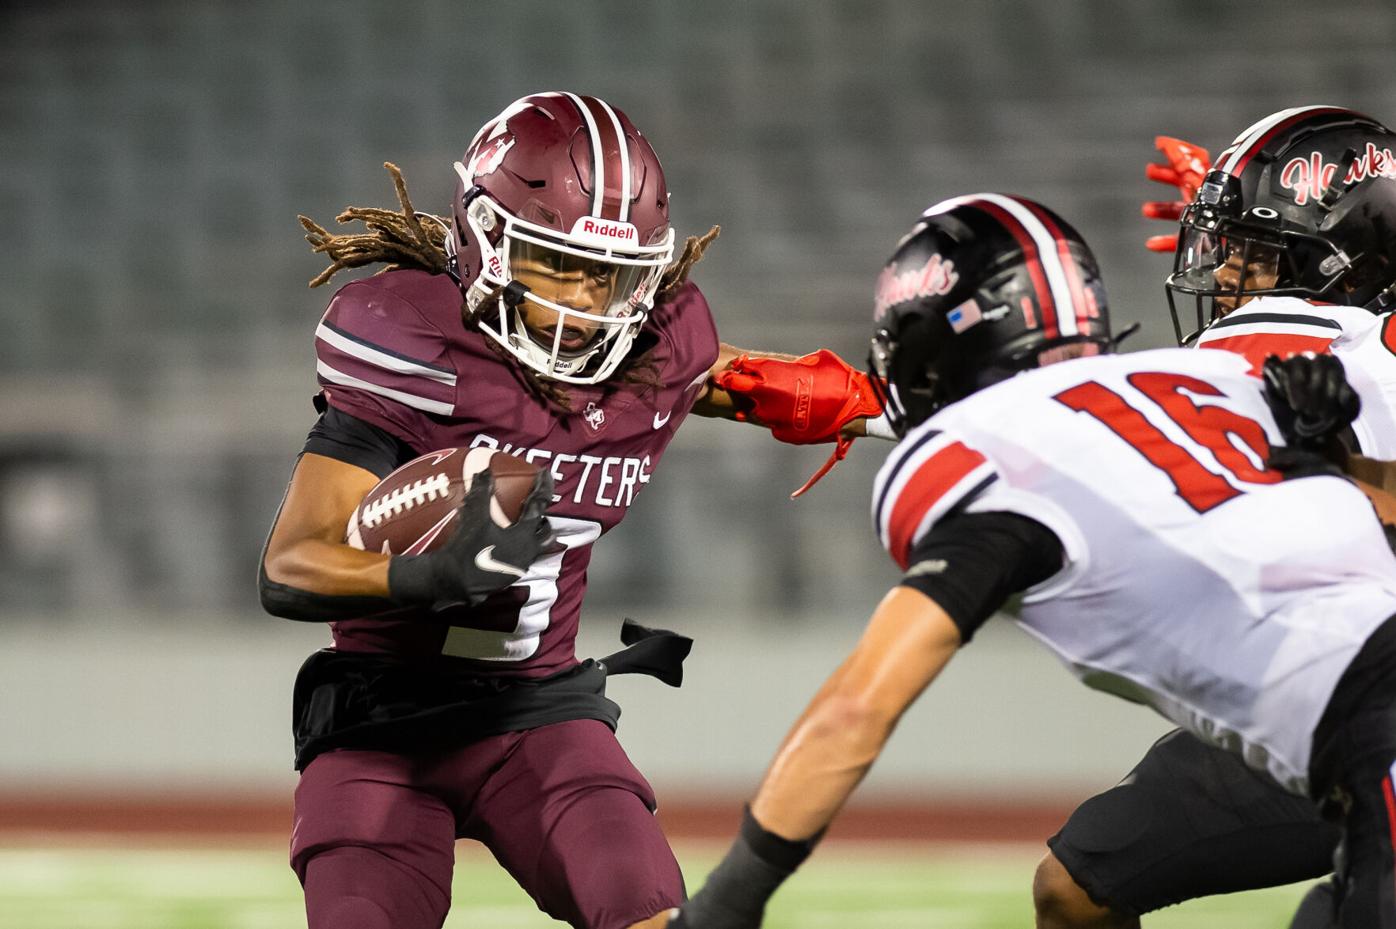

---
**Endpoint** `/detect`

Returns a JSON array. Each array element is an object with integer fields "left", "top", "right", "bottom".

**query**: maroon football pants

[{"left": 290, "top": 719, "right": 684, "bottom": 929}]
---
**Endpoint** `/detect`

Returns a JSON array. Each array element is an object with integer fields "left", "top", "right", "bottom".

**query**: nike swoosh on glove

[{"left": 388, "top": 469, "right": 555, "bottom": 609}]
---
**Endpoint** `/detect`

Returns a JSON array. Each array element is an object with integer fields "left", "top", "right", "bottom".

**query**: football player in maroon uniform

[
  {"left": 259, "top": 92, "right": 884, "bottom": 929},
  {"left": 1034, "top": 107, "right": 1396, "bottom": 929}
]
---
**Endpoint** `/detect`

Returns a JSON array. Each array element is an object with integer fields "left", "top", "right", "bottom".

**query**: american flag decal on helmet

[{"left": 925, "top": 193, "right": 1092, "bottom": 341}]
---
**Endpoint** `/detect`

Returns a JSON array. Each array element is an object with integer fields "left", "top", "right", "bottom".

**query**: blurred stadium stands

[{"left": 2, "top": 0, "right": 1395, "bottom": 805}]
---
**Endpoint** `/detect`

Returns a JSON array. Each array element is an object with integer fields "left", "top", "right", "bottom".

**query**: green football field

[{"left": 0, "top": 839, "right": 1315, "bottom": 929}]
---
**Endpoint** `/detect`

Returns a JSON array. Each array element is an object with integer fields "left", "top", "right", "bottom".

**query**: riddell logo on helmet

[
  {"left": 627, "top": 281, "right": 651, "bottom": 308},
  {"left": 1279, "top": 142, "right": 1396, "bottom": 206},
  {"left": 873, "top": 255, "right": 959, "bottom": 318},
  {"left": 571, "top": 217, "right": 638, "bottom": 243}
]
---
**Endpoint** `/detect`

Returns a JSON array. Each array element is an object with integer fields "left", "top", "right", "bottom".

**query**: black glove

[
  {"left": 1261, "top": 353, "right": 1360, "bottom": 481},
  {"left": 1261, "top": 353, "right": 1360, "bottom": 450},
  {"left": 668, "top": 808, "right": 821, "bottom": 929},
  {"left": 387, "top": 469, "right": 554, "bottom": 609}
]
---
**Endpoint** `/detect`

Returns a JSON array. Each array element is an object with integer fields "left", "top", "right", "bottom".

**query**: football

[{"left": 345, "top": 447, "right": 542, "bottom": 555}]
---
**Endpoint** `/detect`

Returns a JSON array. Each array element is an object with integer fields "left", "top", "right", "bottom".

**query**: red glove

[
  {"left": 714, "top": 349, "right": 885, "bottom": 497},
  {"left": 715, "top": 349, "right": 883, "bottom": 444},
  {"left": 1143, "top": 135, "right": 1212, "bottom": 253}
]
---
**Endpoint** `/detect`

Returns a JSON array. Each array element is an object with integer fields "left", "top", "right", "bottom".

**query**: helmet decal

[
  {"left": 1279, "top": 142, "right": 1396, "bottom": 206},
  {"left": 873, "top": 254, "right": 959, "bottom": 320},
  {"left": 866, "top": 193, "right": 1112, "bottom": 435},
  {"left": 467, "top": 130, "right": 515, "bottom": 180},
  {"left": 928, "top": 194, "right": 1087, "bottom": 339}
]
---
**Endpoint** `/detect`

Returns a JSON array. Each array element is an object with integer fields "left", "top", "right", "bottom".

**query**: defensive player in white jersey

[
  {"left": 669, "top": 193, "right": 1396, "bottom": 929},
  {"left": 1035, "top": 107, "right": 1396, "bottom": 929}
]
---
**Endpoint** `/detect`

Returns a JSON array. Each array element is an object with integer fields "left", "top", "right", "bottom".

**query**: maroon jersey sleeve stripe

[
  {"left": 319, "top": 319, "right": 455, "bottom": 375},
  {"left": 315, "top": 346, "right": 456, "bottom": 415},
  {"left": 320, "top": 280, "right": 456, "bottom": 381}
]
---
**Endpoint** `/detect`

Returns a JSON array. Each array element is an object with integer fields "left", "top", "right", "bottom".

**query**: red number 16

[{"left": 1055, "top": 372, "right": 1281, "bottom": 513}]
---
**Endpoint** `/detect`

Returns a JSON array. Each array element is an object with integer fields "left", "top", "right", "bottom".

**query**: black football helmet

[
  {"left": 1167, "top": 106, "right": 1396, "bottom": 344},
  {"left": 867, "top": 194, "right": 1113, "bottom": 437}
]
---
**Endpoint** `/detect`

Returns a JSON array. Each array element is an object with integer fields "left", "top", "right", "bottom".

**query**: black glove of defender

[
  {"left": 668, "top": 808, "right": 821, "bottom": 929},
  {"left": 387, "top": 469, "right": 554, "bottom": 609},
  {"left": 1262, "top": 353, "right": 1360, "bottom": 449},
  {"left": 1262, "top": 353, "right": 1360, "bottom": 481}
]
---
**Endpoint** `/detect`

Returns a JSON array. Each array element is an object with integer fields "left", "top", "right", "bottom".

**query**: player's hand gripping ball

[{"left": 346, "top": 447, "right": 543, "bottom": 555}]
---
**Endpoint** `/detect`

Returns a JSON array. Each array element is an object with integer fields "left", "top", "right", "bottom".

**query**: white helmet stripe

[
  {"left": 593, "top": 97, "right": 632, "bottom": 222},
  {"left": 562, "top": 91, "right": 605, "bottom": 217},
  {"left": 926, "top": 193, "right": 1079, "bottom": 336},
  {"left": 1216, "top": 105, "right": 1343, "bottom": 176}
]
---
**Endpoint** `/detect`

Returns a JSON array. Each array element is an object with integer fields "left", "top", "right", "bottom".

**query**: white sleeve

[{"left": 1337, "top": 316, "right": 1396, "bottom": 460}]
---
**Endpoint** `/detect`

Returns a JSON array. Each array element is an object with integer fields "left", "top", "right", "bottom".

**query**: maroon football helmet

[{"left": 446, "top": 92, "right": 675, "bottom": 383}]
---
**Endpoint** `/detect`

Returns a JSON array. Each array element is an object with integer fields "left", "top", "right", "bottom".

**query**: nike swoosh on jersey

[
  {"left": 653, "top": 410, "right": 672, "bottom": 429},
  {"left": 474, "top": 545, "right": 527, "bottom": 577}
]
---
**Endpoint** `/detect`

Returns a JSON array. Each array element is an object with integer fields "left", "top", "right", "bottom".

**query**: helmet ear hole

[{"left": 469, "top": 199, "right": 496, "bottom": 232}]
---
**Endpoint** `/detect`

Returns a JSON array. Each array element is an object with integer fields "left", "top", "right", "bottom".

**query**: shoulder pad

[
  {"left": 646, "top": 281, "right": 720, "bottom": 386},
  {"left": 315, "top": 273, "right": 460, "bottom": 416},
  {"left": 872, "top": 427, "right": 999, "bottom": 569}
]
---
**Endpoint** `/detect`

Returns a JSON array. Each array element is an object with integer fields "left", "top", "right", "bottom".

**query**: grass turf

[{"left": 0, "top": 840, "right": 1315, "bottom": 928}]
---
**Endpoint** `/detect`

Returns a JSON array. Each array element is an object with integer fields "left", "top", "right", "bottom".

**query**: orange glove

[
  {"left": 1143, "top": 135, "right": 1212, "bottom": 253},
  {"left": 714, "top": 349, "right": 885, "bottom": 497}
]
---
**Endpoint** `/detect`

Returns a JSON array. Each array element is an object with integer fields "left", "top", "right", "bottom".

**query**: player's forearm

[
  {"left": 754, "top": 587, "right": 962, "bottom": 838},
  {"left": 674, "top": 590, "right": 959, "bottom": 928},
  {"left": 259, "top": 539, "right": 394, "bottom": 621},
  {"left": 670, "top": 680, "right": 897, "bottom": 929},
  {"left": 691, "top": 342, "right": 799, "bottom": 420},
  {"left": 750, "top": 689, "right": 896, "bottom": 839}
]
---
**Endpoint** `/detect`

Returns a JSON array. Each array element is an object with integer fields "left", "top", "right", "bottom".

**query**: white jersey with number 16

[{"left": 872, "top": 347, "right": 1396, "bottom": 795}]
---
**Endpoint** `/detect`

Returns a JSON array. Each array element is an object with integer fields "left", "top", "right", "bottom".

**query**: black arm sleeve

[
  {"left": 257, "top": 564, "right": 399, "bottom": 623},
  {"left": 303, "top": 404, "right": 417, "bottom": 478},
  {"left": 258, "top": 406, "right": 416, "bottom": 622},
  {"left": 897, "top": 511, "right": 1064, "bottom": 644}
]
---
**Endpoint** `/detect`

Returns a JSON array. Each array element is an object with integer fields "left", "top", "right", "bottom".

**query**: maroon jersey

[{"left": 313, "top": 269, "right": 719, "bottom": 677}]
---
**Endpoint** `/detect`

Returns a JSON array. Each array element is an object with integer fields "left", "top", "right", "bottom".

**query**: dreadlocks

[
  {"left": 299, "top": 163, "right": 718, "bottom": 411},
  {"left": 658, "top": 223, "right": 720, "bottom": 300},
  {"left": 299, "top": 163, "right": 449, "bottom": 286}
]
